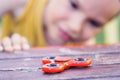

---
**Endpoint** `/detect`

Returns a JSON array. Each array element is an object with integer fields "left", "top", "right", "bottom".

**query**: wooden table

[{"left": 0, "top": 44, "right": 120, "bottom": 80}]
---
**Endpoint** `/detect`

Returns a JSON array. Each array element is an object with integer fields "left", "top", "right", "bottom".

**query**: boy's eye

[
  {"left": 69, "top": 0, "right": 78, "bottom": 9},
  {"left": 89, "top": 20, "right": 102, "bottom": 28}
]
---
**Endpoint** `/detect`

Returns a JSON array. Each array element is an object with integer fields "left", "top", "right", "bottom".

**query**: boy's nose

[{"left": 68, "top": 12, "right": 86, "bottom": 34}]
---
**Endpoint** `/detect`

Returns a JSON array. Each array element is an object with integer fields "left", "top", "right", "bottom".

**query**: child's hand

[{"left": 0, "top": 33, "right": 30, "bottom": 52}]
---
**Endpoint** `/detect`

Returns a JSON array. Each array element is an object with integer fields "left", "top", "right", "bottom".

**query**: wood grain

[{"left": 0, "top": 44, "right": 120, "bottom": 80}]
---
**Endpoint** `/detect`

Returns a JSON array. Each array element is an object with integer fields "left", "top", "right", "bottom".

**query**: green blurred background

[{"left": 95, "top": 14, "right": 120, "bottom": 44}]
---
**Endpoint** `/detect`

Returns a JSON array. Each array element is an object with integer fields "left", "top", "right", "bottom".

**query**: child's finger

[
  {"left": 11, "top": 33, "right": 21, "bottom": 44},
  {"left": 2, "top": 37, "right": 12, "bottom": 46},
  {"left": 13, "top": 44, "right": 21, "bottom": 51},
  {"left": 21, "top": 37, "right": 30, "bottom": 50},
  {"left": 0, "top": 44, "right": 3, "bottom": 52},
  {"left": 11, "top": 33, "right": 30, "bottom": 51},
  {"left": 11, "top": 33, "right": 22, "bottom": 51},
  {"left": 22, "top": 43, "right": 30, "bottom": 50},
  {"left": 1, "top": 37, "right": 14, "bottom": 52},
  {"left": 4, "top": 46, "right": 14, "bottom": 52}
]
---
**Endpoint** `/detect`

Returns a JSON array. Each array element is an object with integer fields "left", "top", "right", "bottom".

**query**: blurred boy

[{"left": 0, "top": 0, "right": 119, "bottom": 52}]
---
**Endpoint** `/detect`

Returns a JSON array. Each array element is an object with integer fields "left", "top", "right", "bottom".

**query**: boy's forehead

[{"left": 79, "top": 0, "right": 120, "bottom": 23}]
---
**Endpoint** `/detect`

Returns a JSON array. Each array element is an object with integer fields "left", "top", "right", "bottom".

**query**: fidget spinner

[{"left": 41, "top": 56, "right": 92, "bottom": 73}]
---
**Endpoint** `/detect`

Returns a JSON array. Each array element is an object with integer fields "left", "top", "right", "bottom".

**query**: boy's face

[{"left": 43, "top": 0, "right": 120, "bottom": 45}]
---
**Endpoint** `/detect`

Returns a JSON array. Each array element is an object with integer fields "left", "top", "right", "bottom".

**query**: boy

[{"left": 0, "top": 0, "right": 119, "bottom": 52}]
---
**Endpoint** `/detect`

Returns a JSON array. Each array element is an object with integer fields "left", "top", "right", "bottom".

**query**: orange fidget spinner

[{"left": 41, "top": 56, "right": 92, "bottom": 73}]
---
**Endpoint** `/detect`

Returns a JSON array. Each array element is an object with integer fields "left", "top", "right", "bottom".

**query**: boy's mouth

[{"left": 58, "top": 27, "right": 73, "bottom": 41}]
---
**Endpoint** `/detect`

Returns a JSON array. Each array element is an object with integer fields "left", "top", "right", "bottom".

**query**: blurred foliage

[{"left": 96, "top": 14, "right": 120, "bottom": 44}]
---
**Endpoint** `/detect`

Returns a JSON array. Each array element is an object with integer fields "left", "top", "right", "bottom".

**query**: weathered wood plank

[
  {"left": 0, "top": 44, "right": 120, "bottom": 80},
  {"left": 0, "top": 52, "right": 120, "bottom": 69},
  {"left": 0, "top": 58, "right": 41, "bottom": 69},
  {"left": 0, "top": 44, "right": 120, "bottom": 59},
  {"left": 0, "top": 64, "right": 120, "bottom": 80}
]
